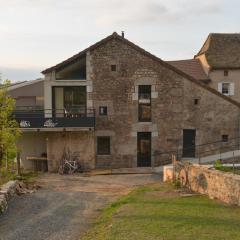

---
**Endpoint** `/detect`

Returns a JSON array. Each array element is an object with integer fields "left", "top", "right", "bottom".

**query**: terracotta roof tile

[{"left": 167, "top": 59, "right": 209, "bottom": 82}]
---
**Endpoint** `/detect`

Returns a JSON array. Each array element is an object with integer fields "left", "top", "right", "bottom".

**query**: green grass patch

[
  {"left": 214, "top": 159, "right": 240, "bottom": 175},
  {"left": 215, "top": 166, "right": 240, "bottom": 175},
  {"left": 81, "top": 183, "right": 240, "bottom": 240}
]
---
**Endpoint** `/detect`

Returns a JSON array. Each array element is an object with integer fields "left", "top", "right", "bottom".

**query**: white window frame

[{"left": 218, "top": 82, "right": 234, "bottom": 96}]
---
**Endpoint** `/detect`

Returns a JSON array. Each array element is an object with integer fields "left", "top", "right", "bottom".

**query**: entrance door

[
  {"left": 137, "top": 132, "right": 151, "bottom": 167},
  {"left": 182, "top": 129, "right": 196, "bottom": 157}
]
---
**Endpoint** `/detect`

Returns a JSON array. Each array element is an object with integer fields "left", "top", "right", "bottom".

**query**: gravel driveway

[{"left": 0, "top": 173, "right": 161, "bottom": 240}]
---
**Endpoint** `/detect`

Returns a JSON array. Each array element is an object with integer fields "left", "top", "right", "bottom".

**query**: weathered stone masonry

[
  {"left": 16, "top": 33, "right": 240, "bottom": 170},
  {"left": 90, "top": 36, "right": 240, "bottom": 168}
]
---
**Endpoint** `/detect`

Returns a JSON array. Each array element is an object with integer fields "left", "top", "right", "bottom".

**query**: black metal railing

[
  {"left": 13, "top": 107, "right": 95, "bottom": 129},
  {"left": 153, "top": 136, "right": 240, "bottom": 166}
]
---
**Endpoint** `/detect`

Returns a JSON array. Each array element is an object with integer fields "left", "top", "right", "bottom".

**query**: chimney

[{"left": 121, "top": 31, "right": 125, "bottom": 38}]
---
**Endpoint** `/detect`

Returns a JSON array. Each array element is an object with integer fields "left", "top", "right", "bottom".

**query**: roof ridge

[{"left": 42, "top": 32, "right": 240, "bottom": 109}]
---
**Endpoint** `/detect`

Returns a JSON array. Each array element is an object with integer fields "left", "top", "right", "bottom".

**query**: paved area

[{"left": 0, "top": 173, "right": 161, "bottom": 240}]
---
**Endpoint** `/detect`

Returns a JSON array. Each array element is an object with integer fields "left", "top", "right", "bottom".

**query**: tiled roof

[
  {"left": 167, "top": 59, "right": 209, "bottom": 82},
  {"left": 195, "top": 33, "right": 240, "bottom": 69}
]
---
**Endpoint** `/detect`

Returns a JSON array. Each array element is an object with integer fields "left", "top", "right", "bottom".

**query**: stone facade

[
  {"left": 176, "top": 163, "right": 240, "bottom": 206},
  {"left": 46, "top": 131, "right": 95, "bottom": 172},
  {"left": 90, "top": 37, "right": 240, "bottom": 168},
  {"left": 16, "top": 33, "right": 240, "bottom": 170}
]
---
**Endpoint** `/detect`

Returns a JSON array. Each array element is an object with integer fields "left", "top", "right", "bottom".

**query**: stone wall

[
  {"left": 90, "top": 36, "right": 240, "bottom": 168},
  {"left": 0, "top": 181, "right": 19, "bottom": 214},
  {"left": 177, "top": 163, "right": 240, "bottom": 206},
  {"left": 46, "top": 131, "right": 95, "bottom": 172}
]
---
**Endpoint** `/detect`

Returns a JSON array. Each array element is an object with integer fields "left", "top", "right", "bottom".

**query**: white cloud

[
  {"left": 0, "top": 0, "right": 237, "bottom": 81},
  {"left": 95, "top": 0, "right": 222, "bottom": 27}
]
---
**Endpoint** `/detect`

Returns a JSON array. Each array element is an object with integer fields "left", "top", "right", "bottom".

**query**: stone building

[
  {"left": 171, "top": 33, "right": 240, "bottom": 103},
  {"left": 12, "top": 32, "right": 240, "bottom": 171}
]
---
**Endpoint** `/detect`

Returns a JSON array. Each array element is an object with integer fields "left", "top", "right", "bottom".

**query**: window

[
  {"left": 53, "top": 86, "right": 86, "bottom": 117},
  {"left": 111, "top": 65, "right": 117, "bottom": 72},
  {"left": 218, "top": 82, "right": 234, "bottom": 96},
  {"left": 97, "top": 137, "right": 110, "bottom": 155},
  {"left": 56, "top": 54, "right": 86, "bottom": 80},
  {"left": 138, "top": 85, "right": 151, "bottom": 122},
  {"left": 222, "top": 83, "right": 230, "bottom": 95},
  {"left": 224, "top": 70, "right": 229, "bottom": 76},
  {"left": 99, "top": 106, "right": 107, "bottom": 116},
  {"left": 222, "top": 135, "right": 228, "bottom": 142},
  {"left": 194, "top": 99, "right": 199, "bottom": 105}
]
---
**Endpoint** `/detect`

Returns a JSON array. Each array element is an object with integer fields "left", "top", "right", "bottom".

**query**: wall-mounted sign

[
  {"left": 20, "top": 120, "right": 31, "bottom": 128},
  {"left": 44, "top": 119, "right": 58, "bottom": 128}
]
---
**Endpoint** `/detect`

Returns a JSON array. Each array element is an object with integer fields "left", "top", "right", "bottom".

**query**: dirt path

[{"left": 0, "top": 173, "right": 161, "bottom": 240}]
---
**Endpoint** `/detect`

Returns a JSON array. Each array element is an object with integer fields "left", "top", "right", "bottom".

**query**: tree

[{"left": 0, "top": 79, "right": 21, "bottom": 171}]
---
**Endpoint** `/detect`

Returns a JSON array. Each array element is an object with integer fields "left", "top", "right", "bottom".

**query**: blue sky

[{"left": 1, "top": 0, "right": 240, "bottom": 82}]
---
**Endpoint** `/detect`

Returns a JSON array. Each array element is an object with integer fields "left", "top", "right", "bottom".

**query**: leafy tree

[{"left": 0, "top": 78, "right": 21, "bottom": 171}]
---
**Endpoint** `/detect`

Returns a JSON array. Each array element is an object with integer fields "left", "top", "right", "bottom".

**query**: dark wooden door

[
  {"left": 137, "top": 132, "right": 151, "bottom": 167},
  {"left": 182, "top": 129, "right": 196, "bottom": 157}
]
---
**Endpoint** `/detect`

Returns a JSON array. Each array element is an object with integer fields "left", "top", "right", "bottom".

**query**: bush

[{"left": 214, "top": 159, "right": 222, "bottom": 169}]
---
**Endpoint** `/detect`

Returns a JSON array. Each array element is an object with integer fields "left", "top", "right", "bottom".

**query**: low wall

[
  {"left": 176, "top": 163, "right": 240, "bottom": 206},
  {"left": 0, "top": 180, "right": 19, "bottom": 214}
]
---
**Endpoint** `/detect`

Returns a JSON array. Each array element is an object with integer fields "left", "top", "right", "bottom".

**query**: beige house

[
  {"left": 11, "top": 32, "right": 240, "bottom": 172},
  {"left": 194, "top": 33, "right": 240, "bottom": 102}
]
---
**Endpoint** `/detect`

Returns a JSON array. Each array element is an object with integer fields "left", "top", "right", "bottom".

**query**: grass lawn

[{"left": 82, "top": 183, "right": 240, "bottom": 240}]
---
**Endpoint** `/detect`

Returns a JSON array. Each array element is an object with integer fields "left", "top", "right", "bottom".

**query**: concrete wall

[
  {"left": 177, "top": 163, "right": 240, "bottom": 206},
  {"left": 17, "top": 132, "right": 47, "bottom": 170},
  {"left": 9, "top": 81, "right": 44, "bottom": 107},
  {"left": 44, "top": 51, "right": 93, "bottom": 118},
  {"left": 46, "top": 131, "right": 95, "bottom": 172}
]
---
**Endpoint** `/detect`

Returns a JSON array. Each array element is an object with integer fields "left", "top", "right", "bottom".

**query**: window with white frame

[{"left": 218, "top": 82, "right": 234, "bottom": 96}]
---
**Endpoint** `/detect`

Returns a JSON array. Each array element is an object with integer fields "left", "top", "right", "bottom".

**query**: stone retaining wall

[
  {"left": 176, "top": 163, "right": 240, "bottom": 206},
  {"left": 0, "top": 180, "right": 19, "bottom": 214}
]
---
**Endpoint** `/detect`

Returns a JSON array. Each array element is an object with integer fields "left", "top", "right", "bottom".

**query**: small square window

[
  {"left": 222, "top": 83, "right": 230, "bottom": 95},
  {"left": 111, "top": 65, "right": 117, "bottom": 72},
  {"left": 99, "top": 106, "right": 107, "bottom": 116},
  {"left": 224, "top": 70, "right": 229, "bottom": 76},
  {"left": 194, "top": 99, "right": 199, "bottom": 105},
  {"left": 222, "top": 135, "right": 228, "bottom": 142},
  {"left": 97, "top": 137, "right": 110, "bottom": 155}
]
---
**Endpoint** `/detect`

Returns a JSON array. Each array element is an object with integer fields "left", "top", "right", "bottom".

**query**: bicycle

[{"left": 58, "top": 159, "right": 82, "bottom": 175}]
